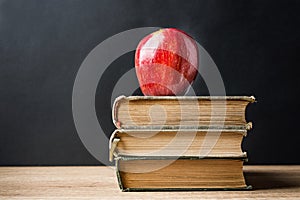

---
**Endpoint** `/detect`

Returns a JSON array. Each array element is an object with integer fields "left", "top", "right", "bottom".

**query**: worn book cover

[
  {"left": 114, "top": 155, "right": 252, "bottom": 192},
  {"left": 109, "top": 127, "right": 252, "bottom": 162},
  {"left": 112, "top": 96, "right": 255, "bottom": 129},
  {"left": 110, "top": 96, "right": 255, "bottom": 191}
]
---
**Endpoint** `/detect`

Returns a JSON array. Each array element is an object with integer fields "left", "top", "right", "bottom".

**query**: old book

[
  {"left": 110, "top": 95, "right": 255, "bottom": 191},
  {"left": 109, "top": 128, "right": 251, "bottom": 161},
  {"left": 112, "top": 96, "right": 255, "bottom": 129},
  {"left": 115, "top": 155, "right": 251, "bottom": 191}
]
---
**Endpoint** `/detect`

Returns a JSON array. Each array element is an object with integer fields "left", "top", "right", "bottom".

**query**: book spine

[
  {"left": 112, "top": 95, "right": 125, "bottom": 129},
  {"left": 115, "top": 159, "right": 125, "bottom": 191}
]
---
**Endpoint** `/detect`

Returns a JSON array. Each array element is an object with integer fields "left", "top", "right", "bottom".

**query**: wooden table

[{"left": 0, "top": 166, "right": 299, "bottom": 199}]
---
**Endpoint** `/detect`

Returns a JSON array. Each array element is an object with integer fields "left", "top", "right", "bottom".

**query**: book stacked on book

[{"left": 109, "top": 96, "right": 255, "bottom": 191}]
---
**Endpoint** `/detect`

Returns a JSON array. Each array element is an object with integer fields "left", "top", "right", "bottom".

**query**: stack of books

[{"left": 109, "top": 96, "right": 255, "bottom": 191}]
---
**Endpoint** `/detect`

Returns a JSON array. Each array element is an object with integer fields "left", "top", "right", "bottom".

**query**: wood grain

[{"left": 0, "top": 166, "right": 299, "bottom": 199}]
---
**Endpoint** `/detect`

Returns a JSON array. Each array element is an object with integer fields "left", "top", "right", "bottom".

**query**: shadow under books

[{"left": 244, "top": 171, "right": 300, "bottom": 190}]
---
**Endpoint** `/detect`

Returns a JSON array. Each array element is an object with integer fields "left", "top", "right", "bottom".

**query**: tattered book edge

[
  {"left": 112, "top": 95, "right": 256, "bottom": 129},
  {"left": 114, "top": 153, "right": 248, "bottom": 161},
  {"left": 108, "top": 126, "right": 251, "bottom": 162},
  {"left": 113, "top": 122, "right": 253, "bottom": 132},
  {"left": 115, "top": 123, "right": 253, "bottom": 131},
  {"left": 114, "top": 157, "right": 251, "bottom": 192}
]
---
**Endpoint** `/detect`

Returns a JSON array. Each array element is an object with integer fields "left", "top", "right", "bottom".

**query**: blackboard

[{"left": 0, "top": 0, "right": 299, "bottom": 165}]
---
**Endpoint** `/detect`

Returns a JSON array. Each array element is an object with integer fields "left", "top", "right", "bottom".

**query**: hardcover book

[
  {"left": 109, "top": 127, "right": 251, "bottom": 161},
  {"left": 112, "top": 96, "right": 255, "bottom": 129},
  {"left": 110, "top": 96, "right": 255, "bottom": 191},
  {"left": 115, "top": 155, "right": 251, "bottom": 191}
]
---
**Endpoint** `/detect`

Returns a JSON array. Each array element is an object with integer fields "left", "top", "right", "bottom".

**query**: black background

[{"left": 0, "top": 0, "right": 299, "bottom": 165}]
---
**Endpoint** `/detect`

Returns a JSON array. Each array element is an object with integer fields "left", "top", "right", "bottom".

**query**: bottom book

[{"left": 115, "top": 155, "right": 252, "bottom": 192}]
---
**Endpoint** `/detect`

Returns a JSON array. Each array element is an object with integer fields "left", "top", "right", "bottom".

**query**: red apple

[{"left": 135, "top": 28, "right": 199, "bottom": 96}]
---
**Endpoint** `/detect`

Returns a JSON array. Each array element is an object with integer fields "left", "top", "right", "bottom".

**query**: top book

[{"left": 112, "top": 96, "right": 255, "bottom": 130}]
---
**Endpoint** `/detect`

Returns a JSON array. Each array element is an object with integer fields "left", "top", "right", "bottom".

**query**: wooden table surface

[{"left": 0, "top": 166, "right": 299, "bottom": 199}]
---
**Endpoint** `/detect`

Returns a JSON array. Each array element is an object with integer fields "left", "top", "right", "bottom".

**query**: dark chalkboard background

[{"left": 0, "top": 0, "right": 299, "bottom": 165}]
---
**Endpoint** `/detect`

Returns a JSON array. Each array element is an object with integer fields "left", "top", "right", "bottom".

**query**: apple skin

[{"left": 135, "top": 28, "right": 199, "bottom": 96}]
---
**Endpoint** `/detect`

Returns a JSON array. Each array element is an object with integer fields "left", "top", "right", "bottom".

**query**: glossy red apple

[{"left": 135, "top": 28, "right": 199, "bottom": 96}]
